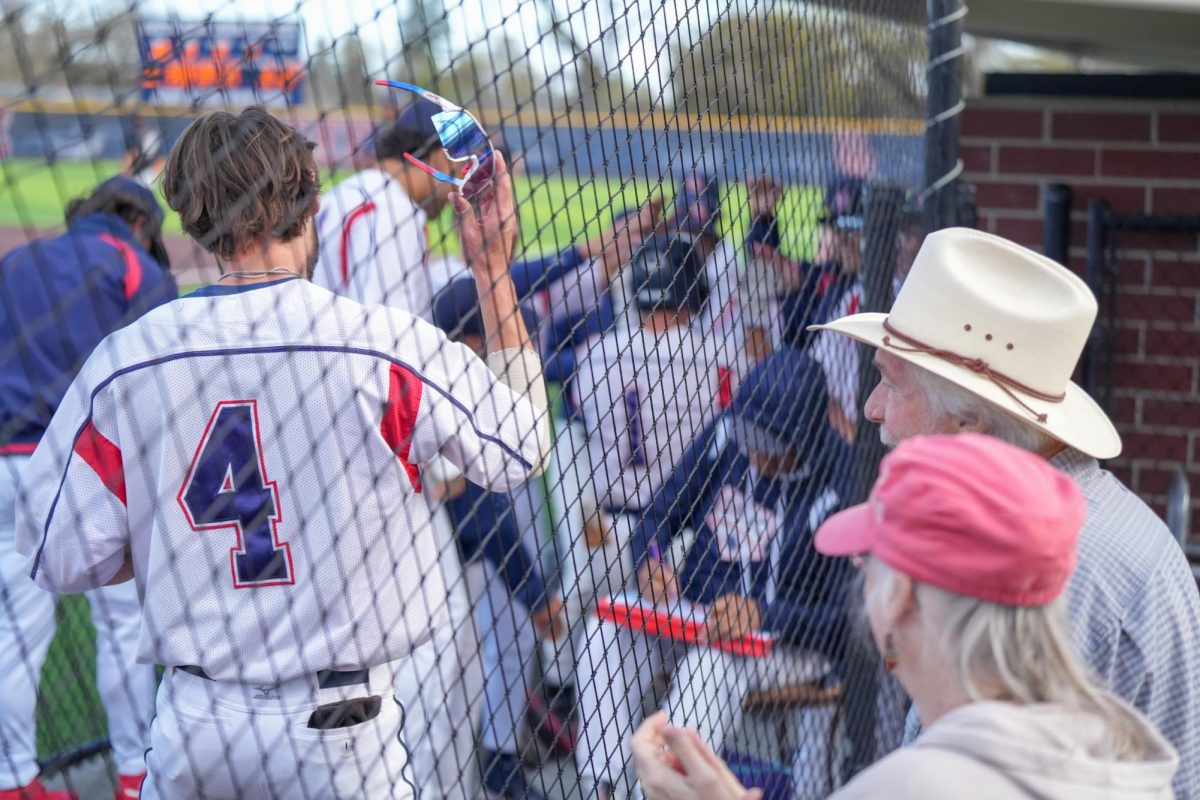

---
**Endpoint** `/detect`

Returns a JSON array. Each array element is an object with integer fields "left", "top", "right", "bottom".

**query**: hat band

[{"left": 881, "top": 320, "right": 1065, "bottom": 425}]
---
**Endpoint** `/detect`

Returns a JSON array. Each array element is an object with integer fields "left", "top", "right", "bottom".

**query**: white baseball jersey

[
  {"left": 313, "top": 168, "right": 434, "bottom": 318},
  {"left": 15, "top": 278, "right": 547, "bottom": 684},
  {"left": 576, "top": 325, "right": 727, "bottom": 512}
]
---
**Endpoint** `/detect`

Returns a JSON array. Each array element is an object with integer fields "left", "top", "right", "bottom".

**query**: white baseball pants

[
  {"left": 0, "top": 454, "right": 155, "bottom": 788},
  {"left": 392, "top": 504, "right": 482, "bottom": 800},
  {"left": 141, "top": 663, "right": 414, "bottom": 799}
]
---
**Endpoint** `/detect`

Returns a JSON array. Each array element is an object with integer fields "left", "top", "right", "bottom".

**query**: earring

[{"left": 883, "top": 632, "right": 899, "bottom": 673}]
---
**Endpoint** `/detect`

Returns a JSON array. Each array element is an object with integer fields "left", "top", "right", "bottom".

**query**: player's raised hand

[
  {"left": 590, "top": 194, "right": 665, "bottom": 279},
  {"left": 634, "top": 195, "right": 667, "bottom": 237},
  {"left": 451, "top": 152, "right": 517, "bottom": 282}
]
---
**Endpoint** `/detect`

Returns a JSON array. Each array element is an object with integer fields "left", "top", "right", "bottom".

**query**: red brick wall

[{"left": 961, "top": 98, "right": 1200, "bottom": 516}]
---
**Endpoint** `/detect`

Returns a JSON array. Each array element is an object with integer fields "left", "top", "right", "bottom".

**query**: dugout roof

[{"left": 837, "top": 0, "right": 1200, "bottom": 72}]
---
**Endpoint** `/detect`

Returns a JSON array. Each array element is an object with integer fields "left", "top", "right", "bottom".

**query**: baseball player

[
  {"left": 563, "top": 237, "right": 734, "bottom": 687},
  {"left": 14, "top": 107, "right": 549, "bottom": 800},
  {"left": 655, "top": 173, "right": 745, "bottom": 366},
  {"left": 0, "top": 176, "right": 174, "bottom": 800},
  {"left": 575, "top": 349, "right": 855, "bottom": 800}
]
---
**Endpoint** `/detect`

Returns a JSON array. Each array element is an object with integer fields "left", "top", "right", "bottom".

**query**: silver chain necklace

[{"left": 218, "top": 267, "right": 304, "bottom": 281}]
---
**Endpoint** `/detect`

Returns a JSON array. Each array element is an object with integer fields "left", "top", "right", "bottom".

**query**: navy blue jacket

[
  {"left": 778, "top": 263, "right": 854, "bottom": 353},
  {"left": 0, "top": 213, "right": 176, "bottom": 450},
  {"left": 445, "top": 481, "right": 550, "bottom": 612},
  {"left": 631, "top": 415, "right": 855, "bottom": 655}
]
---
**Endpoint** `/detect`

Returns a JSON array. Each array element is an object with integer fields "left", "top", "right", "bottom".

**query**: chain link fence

[{"left": 0, "top": 0, "right": 931, "bottom": 797}]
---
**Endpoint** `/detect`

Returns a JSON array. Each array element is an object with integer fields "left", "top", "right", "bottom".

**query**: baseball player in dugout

[
  {"left": 14, "top": 106, "right": 551, "bottom": 800},
  {"left": 0, "top": 176, "right": 175, "bottom": 800}
]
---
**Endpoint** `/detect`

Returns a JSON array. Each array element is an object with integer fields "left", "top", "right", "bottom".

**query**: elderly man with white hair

[{"left": 810, "top": 227, "right": 1200, "bottom": 799}]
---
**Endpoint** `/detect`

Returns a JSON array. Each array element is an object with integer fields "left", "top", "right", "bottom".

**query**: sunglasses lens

[{"left": 433, "top": 110, "right": 489, "bottom": 161}]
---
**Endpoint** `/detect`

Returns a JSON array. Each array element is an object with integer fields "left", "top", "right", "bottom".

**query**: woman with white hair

[{"left": 632, "top": 433, "right": 1178, "bottom": 799}]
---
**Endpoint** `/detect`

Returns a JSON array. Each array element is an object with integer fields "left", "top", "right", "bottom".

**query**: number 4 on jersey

[{"left": 178, "top": 400, "right": 294, "bottom": 588}]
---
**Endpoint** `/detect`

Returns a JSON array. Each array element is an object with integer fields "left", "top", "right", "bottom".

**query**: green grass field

[
  {"left": 5, "top": 156, "right": 822, "bottom": 762},
  {"left": 0, "top": 158, "right": 823, "bottom": 261}
]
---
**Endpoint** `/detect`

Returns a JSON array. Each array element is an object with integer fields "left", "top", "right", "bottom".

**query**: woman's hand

[{"left": 632, "top": 712, "right": 760, "bottom": 800}]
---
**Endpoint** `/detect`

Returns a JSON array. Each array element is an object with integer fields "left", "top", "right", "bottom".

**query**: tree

[
  {"left": 396, "top": 0, "right": 449, "bottom": 90},
  {"left": 308, "top": 35, "right": 372, "bottom": 108},
  {"left": 0, "top": 3, "right": 141, "bottom": 96},
  {"left": 669, "top": 9, "right": 924, "bottom": 119}
]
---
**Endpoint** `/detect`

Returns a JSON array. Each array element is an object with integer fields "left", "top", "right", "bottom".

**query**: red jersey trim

[
  {"left": 381, "top": 363, "right": 424, "bottom": 492},
  {"left": 74, "top": 421, "right": 126, "bottom": 505},
  {"left": 0, "top": 442, "right": 38, "bottom": 456},
  {"left": 98, "top": 233, "right": 142, "bottom": 300},
  {"left": 340, "top": 200, "right": 377, "bottom": 288}
]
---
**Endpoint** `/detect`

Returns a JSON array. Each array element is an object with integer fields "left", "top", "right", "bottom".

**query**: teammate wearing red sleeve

[{"left": 0, "top": 177, "right": 174, "bottom": 800}]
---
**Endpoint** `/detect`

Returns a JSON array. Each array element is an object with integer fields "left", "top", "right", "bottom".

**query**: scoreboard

[{"left": 137, "top": 19, "right": 305, "bottom": 105}]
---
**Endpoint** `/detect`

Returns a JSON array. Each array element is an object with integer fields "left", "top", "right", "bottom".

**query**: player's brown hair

[{"left": 161, "top": 106, "right": 318, "bottom": 260}]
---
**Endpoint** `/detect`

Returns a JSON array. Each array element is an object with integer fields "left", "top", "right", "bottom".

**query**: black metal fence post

[
  {"left": 839, "top": 181, "right": 903, "bottom": 781},
  {"left": 1084, "top": 198, "right": 1111, "bottom": 404},
  {"left": 923, "top": 0, "right": 966, "bottom": 234},
  {"left": 1044, "top": 183, "right": 1073, "bottom": 265},
  {"left": 854, "top": 182, "right": 904, "bottom": 501}
]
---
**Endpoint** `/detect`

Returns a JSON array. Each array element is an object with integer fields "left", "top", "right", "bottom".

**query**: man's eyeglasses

[{"left": 374, "top": 80, "right": 496, "bottom": 199}]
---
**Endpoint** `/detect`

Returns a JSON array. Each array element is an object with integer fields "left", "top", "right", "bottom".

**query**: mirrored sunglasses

[{"left": 374, "top": 80, "right": 496, "bottom": 199}]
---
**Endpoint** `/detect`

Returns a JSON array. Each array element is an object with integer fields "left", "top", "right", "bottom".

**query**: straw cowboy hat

[{"left": 811, "top": 227, "right": 1121, "bottom": 459}]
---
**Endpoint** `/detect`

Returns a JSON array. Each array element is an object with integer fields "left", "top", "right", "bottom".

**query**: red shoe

[
  {"left": 0, "top": 777, "right": 78, "bottom": 800},
  {"left": 114, "top": 774, "right": 145, "bottom": 800}
]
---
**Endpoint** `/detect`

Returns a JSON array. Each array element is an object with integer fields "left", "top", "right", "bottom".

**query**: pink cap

[{"left": 815, "top": 433, "right": 1086, "bottom": 606}]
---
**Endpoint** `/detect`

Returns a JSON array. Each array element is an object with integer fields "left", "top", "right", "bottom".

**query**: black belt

[{"left": 176, "top": 665, "right": 370, "bottom": 689}]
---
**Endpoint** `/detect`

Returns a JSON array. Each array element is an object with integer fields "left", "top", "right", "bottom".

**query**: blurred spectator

[
  {"left": 814, "top": 227, "right": 1200, "bottom": 798},
  {"left": 577, "top": 349, "right": 854, "bottom": 800},
  {"left": 121, "top": 113, "right": 166, "bottom": 187},
  {"left": 431, "top": 278, "right": 566, "bottom": 800},
  {"left": 633, "top": 435, "right": 1179, "bottom": 800},
  {"left": 0, "top": 176, "right": 175, "bottom": 800}
]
